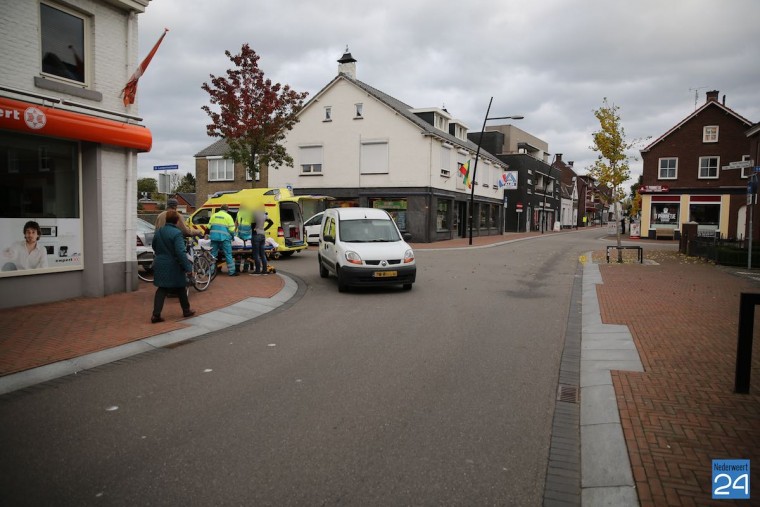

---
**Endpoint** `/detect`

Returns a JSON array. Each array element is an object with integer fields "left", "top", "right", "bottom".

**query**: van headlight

[
  {"left": 403, "top": 249, "right": 415, "bottom": 264},
  {"left": 345, "top": 251, "right": 363, "bottom": 265}
]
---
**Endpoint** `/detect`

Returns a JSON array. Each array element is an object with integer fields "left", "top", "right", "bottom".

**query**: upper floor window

[
  {"left": 703, "top": 126, "right": 719, "bottom": 143},
  {"left": 299, "top": 145, "right": 323, "bottom": 174},
  {"left": 245, "top": 156, "right": 260, "bottom": 181},
  {"left": 40, "top": 2, "right": 88, "bottom": 85},
  {"left": 658, "top": 157, "right": 677, "bottom": 179},
  {"left": 699, "top": 156, "right": 719, "bottom": 179},
  {"left": 208, "top": 158, "right": 234, "bottom": 181},
  {"left": 324, "top": 106, "right": 332, "bottom": 122},
  {"left": 360, "top": 140, "right": 389, "bottom": 174},
  {"left": 355, "top": 103, "right": 363, "bottom": 118}
]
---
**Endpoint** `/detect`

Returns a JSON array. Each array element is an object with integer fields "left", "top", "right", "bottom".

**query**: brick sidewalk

[
  {"left": 596, "top": 251, "right": 760, "bottom": 506},
  {"left": 0, "top": 274, "right": 284, "bottom": 376}
]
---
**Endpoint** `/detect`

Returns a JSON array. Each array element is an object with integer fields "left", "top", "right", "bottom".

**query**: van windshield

[{"left": 339, "top": 219, "right": 401, "bottom": 242}]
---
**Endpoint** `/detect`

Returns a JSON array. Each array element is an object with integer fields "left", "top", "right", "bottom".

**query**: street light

[
  {"left": 541, "top": 154, "right": 558, "bottom": 234},
  {"left": 470, "top": 97, "right": 524, "bottom": 245}
]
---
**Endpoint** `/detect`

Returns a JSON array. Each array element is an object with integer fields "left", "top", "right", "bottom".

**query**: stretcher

[{"left": 198, "top": 237, "right": 279, "bottom": 274}]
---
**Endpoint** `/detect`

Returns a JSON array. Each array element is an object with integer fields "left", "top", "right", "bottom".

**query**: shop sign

[
  {"left": 0, "top": 97, "right": 152, "bottom": 151},
  {"left": 639, "top": 185, "right": 669, "bottom": 193},
  {"left": 372, "top": 200, "right": 407, "bottom": 210}
]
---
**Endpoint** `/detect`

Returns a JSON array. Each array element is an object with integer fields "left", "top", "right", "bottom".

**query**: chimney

[
  {"left": 556, "top": 153, "right": 563, "bottom": 162},
  {"left": 706, "top": 90, "right": 719, "bottom": 103},
  {"left": 569, "top": 161, "right": 574, "bottom": 167},
  {"left": 337, "top": 46, "right": 357, "bottom": 79}
]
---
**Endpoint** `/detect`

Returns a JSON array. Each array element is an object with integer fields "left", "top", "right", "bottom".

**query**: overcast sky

[{"left": 134, "top": 0, "right": 760, "bottom": 190}]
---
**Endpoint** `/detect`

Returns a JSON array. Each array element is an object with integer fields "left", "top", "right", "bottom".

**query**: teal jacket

[{"left": 152, "top": 223, "right": 192, "bottom": 288}]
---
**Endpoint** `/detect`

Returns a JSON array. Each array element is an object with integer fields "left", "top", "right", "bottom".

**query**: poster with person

[{"left": 0, "top": 218, "right": 82, "bottom": 277}]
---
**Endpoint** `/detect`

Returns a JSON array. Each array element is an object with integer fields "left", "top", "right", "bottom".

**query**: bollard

[{"left": 735, "top": 292, "right": 760, "bottom": 394}]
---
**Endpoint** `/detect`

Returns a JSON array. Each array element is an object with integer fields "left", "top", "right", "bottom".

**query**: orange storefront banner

[{"left": 0, "top": 97, "right": 152, "bottom": 151}]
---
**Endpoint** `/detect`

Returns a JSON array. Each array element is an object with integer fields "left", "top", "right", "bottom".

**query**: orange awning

[{"left": 0, "top": 97, "right": 152, "bottom": 151}]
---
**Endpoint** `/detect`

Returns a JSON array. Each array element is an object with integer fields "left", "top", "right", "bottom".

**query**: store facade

[{"left": 0, "top": 0, "right": 152, "bottom": 309}]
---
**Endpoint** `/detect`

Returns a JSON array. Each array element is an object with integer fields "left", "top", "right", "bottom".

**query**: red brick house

[{"left": 640, "top": 90, "right": 754, "bottom": 240}]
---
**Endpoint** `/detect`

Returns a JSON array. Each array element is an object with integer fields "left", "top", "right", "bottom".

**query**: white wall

[{"left": 276, "top": 78, "right": 507, "bottom": 200}]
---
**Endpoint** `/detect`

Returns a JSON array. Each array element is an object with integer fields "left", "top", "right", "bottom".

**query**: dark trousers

[
  {"left": 153, "top": 286, "right": 190, "bottom": 317},
  {"left": 252, "top": 234, "right": 268, "bottom": 273}
]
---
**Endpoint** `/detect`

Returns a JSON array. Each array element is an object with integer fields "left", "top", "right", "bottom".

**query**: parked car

[
  {"left": 318, "top": 207, "right": 416, "bottom": 292},
  {"left": 136, "top": 217, "right": 155, "bottom": 249},
  {"left": 135, "top": 218, "right": 155, "bottom": 279},
  {"left": 303, "top": 211, "right": 324, "bottom": 245}
]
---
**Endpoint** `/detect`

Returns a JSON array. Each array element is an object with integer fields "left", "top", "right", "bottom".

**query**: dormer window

[
  {"left": 324, "top": 106, "right": 332, "bottom": 121},
  {"left": 703, "top": 126, "right": 719, "bottom": 143},
  {"left": 355, "top": 103, "right": 363, "bottom": 118}
]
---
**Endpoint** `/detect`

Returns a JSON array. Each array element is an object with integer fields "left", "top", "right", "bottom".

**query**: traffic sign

[{"left": 154, "top": 164, "right": 179, "bottom": 171}]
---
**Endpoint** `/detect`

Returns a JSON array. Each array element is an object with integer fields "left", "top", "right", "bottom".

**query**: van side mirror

[
  {"left": 323, "top": 234, "right": 335, "bottom": 244},
  {"left": 402, "top": 232, "right": 412, "bottom": 242}
]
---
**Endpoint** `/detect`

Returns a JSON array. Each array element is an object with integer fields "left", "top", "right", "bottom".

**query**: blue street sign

[
  {"left": 754, "top": 166, "right": 760, "bottom": 172},
  {"left": 153, "top": 164, "right": 179, "bottom": 171}
]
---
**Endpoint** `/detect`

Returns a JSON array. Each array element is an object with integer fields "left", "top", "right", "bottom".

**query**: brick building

[{"left": 640, "top": 90, "right": 754, "bottom": 240}]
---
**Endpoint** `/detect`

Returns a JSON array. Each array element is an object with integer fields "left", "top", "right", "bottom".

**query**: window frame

[
  {"left": 39, "top": 1, "right": 90, "bottom": 87},
  {"left": 698, "top": 156, "right": 720, "bottom": 179},
  {"left": 299, "top": 144, "right": 323, "bottom": 175},
  {"left": 323, "top": 106, "right": 332, "bottom": 122},
  {"left": 658, "top": 157, "right": 678, "bottom": 180},
  {"left": 207, "top": 157, "right": 235, "bottom": 182},
  {"left": 703, "top": 125, "right": 719, "bottom": 143},
  {"left": 354, "top": 103, "right": 363, "bottom": 119}
]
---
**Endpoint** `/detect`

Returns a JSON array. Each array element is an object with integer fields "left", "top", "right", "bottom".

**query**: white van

[{"left": 318, "top": 207, "right": 416, "bottom": 292}]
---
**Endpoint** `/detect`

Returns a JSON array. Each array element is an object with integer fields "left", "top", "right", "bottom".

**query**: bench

[
  {"left": 655, "top": 228, "right": 675, "bottom": 240},
  {"left": 606, "top": 245, "right": 643, "bottom": 264}
]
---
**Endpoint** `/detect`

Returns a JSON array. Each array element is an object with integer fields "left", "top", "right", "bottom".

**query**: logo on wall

[{"left": 24, "top": 107, "right": 47, "bottom": 130}]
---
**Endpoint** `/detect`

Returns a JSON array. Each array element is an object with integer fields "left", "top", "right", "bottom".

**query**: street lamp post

[
  {"left": 469, "top": 97, "right": 523, "bottom": 245},
  {"left": 541, "top": 154, "right": 558, "bottom": 234}
]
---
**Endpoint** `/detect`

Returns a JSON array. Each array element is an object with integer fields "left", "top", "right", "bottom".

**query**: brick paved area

[
  {"left": 596, "top": 251, "right": 760, "bottom": 506},
  {"left": 0, "top": 274, "right": 283, "bottom": 376}
]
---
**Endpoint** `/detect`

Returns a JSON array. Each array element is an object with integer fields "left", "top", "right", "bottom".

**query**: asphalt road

[{"left": 0, "top": 229, "right": 604, "bottom": 506}]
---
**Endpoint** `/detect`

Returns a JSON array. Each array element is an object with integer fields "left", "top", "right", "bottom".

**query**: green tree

[
  {"left": 174, "top": 172, "right": 196, "bottom": 193},
  {"left": 201, "top": 44, "right": 308, "bottom": 186},
  {"left": 588, "top": 98, "right": 646, "bottom": 261},
  {"left": 137, "top": 177, "right": 158, "bottom": 198}
]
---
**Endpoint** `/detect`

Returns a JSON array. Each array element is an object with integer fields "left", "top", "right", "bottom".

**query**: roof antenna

[{"left": 689, "top": 86, "right": 708, "bottom": 110}]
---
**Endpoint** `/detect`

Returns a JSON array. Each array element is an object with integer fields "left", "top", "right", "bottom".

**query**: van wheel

[
  {"left": 280, "top": 251, "right": 294, "bottom": 258},
  {"left": 402, "top": 283, "right": 413, "bottom": 291},
  {"left": 336, "top": 268, "right": 348, "bottom": 293},
  {"left": 318, "top": 256, "right": 328, "bottom": 278}
]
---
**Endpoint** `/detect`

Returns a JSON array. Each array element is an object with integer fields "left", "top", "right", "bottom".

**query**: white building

[
  {"left": 268, "top": 50, "right": 510, "bottom": 242},
  {"left": 0, "top": 0, "right": 153, "bottom": 309}
]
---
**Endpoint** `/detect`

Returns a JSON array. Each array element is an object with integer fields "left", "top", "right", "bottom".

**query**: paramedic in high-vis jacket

[{"left": 208, "top": 205, "right": 238, "bottom": 277}]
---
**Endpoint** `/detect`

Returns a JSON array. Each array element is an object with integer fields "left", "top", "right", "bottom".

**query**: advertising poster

[{"left": 0, "top": 218, "right": 82, "bottom": 277}]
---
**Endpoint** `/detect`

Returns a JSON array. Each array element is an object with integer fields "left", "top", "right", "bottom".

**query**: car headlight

[
  {"left": 403, "top": 249, "right": 415, "bottom": 264},
  {"left": 345, "top": 250, "right": 363, "bottom": 265}
]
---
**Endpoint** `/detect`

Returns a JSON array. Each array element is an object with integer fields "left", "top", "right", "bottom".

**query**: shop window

[
  {"left": 40, "top": 2, "right": 88, "bottom": 85},
  {"left": 371, "top": 199, "right": 407, "bottom": 231},
  {"left": 689, "top": 203, "right": 720, "bottom": 226},
  {"left": 436, "top": 200, "right": 450, "bottom": 231},
  {"left": 479, "top": 205, "right": 488, "bottom": 228},
  {"left": 0, "top": 132, "right": 81, "bottom": 276},
  {"left": 651, "top": 203, "right": 679, "bottom": 225},
  {"left": 488, "top": 204, "right": 496, "bottom": 228}
]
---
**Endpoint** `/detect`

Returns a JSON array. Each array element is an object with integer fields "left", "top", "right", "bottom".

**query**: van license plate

[{"left": 374, "top": 271, "right": 397, "bottom": 278}]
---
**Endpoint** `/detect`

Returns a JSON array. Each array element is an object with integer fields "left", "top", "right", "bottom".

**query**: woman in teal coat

[{"left": 151, "top": 210, "right": 195, "bottom": 323}]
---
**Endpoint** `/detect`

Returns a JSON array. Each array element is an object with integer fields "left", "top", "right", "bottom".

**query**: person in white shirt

[{"left": 2, "top": 221, "right": 49, "bottom": 271}]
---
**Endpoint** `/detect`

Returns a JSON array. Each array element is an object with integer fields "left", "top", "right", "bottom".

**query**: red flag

[{"left": 121, "top": 28, "right": 169, "bottom": 107}]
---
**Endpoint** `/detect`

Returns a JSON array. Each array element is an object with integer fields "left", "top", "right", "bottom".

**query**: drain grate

[{"left": 557, "top": 384, "right": 579, "bottom": 403}]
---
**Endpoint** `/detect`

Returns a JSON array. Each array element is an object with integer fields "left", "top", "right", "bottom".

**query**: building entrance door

[{"left": 457, "top": 201, "right": 467, "bottom": 237}]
